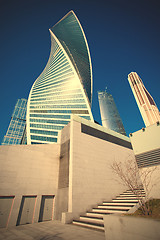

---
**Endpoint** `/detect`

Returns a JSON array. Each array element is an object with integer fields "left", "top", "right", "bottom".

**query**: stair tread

[
  {"left": 98, "top": 205, "right": 131, "bottom": 208},
  {"left": 118, "top": 194, "right": 145, "bottom": 197},
  {"left": 116, "top": 196, "right": 144, "bottom": 198},
  {"left": 103, "top": 201, "right": 138, "bottom": 203},
  {"left": 87, "top": 212, "right": 111, "bottom": 215},
  {"left": 112, "top": 199, "right": 139, "bottom": 201},
  {"left": 79, "top": 217, "right": 104, "bottom": 224},
  {"left": 80, "top": 215, "right": 103, "bottom": 219},
  {"left": 86, "top": 213, "right": 110, "bottom": 218},
  {"left": 93, "top": 207, "right": 129, "bottom": 211},
  {"left": 117, "top": 195, "right": 145, "bottom": 196},
  {"left": 72, "top": 222, "right": 104, "bottom": 231},
  {"left": 91, "top": 210, "right": 128, "bottom": 214},
  {"left": 73, "top": 220, "right": 104, "bottom": 227},
  {"left": 113, "top": 198, "right": 140, "bottom": 200},
  {"left": 102, "top": 203, "right": 135, "bottom": 206}
]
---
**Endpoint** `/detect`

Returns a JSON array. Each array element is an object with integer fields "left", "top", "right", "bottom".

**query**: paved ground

[{"left": 0, "top": 221, "right": 105, "bottom": 240}]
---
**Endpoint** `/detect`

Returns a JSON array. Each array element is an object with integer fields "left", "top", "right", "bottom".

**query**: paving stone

[{"left": 0, "top": 221, "right": 105, "bottom": 240}]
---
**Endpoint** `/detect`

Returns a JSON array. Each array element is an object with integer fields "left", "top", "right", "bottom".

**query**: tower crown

[{"left": 128, "top": 72, "right": 160, "bottom": 127}]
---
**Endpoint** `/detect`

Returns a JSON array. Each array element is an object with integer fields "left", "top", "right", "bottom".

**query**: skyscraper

[
  {"left": 26, "top": 11, "right": 94, "bottom": 144},
  {"left": 98, "top": 88, "right": 126, "bottom": 136},
  {"left": 128, "top": 72, "right": 160, "bottom": 127},
  {"left": 1, "top": 98, "right": 27, "bottom": 145}
]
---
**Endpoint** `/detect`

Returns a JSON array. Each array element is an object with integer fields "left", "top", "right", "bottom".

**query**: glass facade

[
  {"left": 1, "top": 99, "right": 27, "bottom": 145},
  {"left": 98, "top": 89, "right": 126, "bottom": 136},
  {"left": 27, "top": 11, "right": 94, "bottom": 144}
]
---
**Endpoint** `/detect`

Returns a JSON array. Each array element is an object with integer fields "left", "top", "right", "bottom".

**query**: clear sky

[{"left": 0, "top": 0, "right": 160, "bottom": 143}]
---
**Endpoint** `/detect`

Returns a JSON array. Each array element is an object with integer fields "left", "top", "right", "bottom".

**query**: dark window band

[{"left": 81, "top": 123, "right": 132, "bottom": 149}]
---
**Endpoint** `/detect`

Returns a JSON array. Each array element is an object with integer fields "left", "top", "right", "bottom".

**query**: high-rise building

[
  {"left": 98, "top": 88, "right": 126, "bottom": 136},
  {"left": 128, "top": 72, "right": 160, "bottom": 127},
  {"left": 26, "top": 10, "right": 94, "bottom": 144},
  {"left": 1, "top": 98, "right": 27, "bottom": 145}
]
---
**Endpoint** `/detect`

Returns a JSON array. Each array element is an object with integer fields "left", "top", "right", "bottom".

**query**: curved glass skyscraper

[
  {"left": 98, "top": 88, "right": 126, "bottom": 136},
  {"left": 27, "top": 11, "right": 94, "bottom": 144}
]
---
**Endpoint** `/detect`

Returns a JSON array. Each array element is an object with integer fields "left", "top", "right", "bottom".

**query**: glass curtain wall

[
  {"left": 1, "top": 99, "right": 27, "bottom": 145},
  {"left": 98, "top": 89, "right": 126, "bottom": 136},
  {"left": 27, "top": 11, "right": 94, "bottom": 144}
]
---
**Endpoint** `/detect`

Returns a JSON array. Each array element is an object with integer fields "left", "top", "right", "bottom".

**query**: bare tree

[{"left": 111, "top": 155, "right": 157, "bottom": 216}]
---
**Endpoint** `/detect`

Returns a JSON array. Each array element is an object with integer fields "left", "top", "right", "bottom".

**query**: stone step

[
  {"left": 91, "top": 208, "right": 128, "bottom": 214},
  {"left": 123, "top": 193, "right": 145, "bottom": 196},
  {"left": 115, "top": 196, "right": 144, "bottom": 199},
  {"left": 72, "top": 220, "right": 104, "bottom": 231},
  {"left": 79, "top": 216, "right": 104, "bottom": 224},
  {"left": 124, "top": 189, "right": 145, "bottom": 192},
  {"left": 83, "top": 214, "right": 104, "bottom": 219},
  {"left": 97, "top": 205, "right": 131, "bottom": 210},
  {"left": 116, "top": 196, "right": 145, "bottom": 199},
  {"left": 85, "top": 212, "right": 110, "bottom": 218},
  {"left": 122, "top": 192, "right": 145, "bottom": 195},
  {"left": 102, "top": 202, "right": 136, "bottom": 206},
  {"left": 125, "top": 188, "right": 144, "bottom": 192},
  {"left": 118, "top": 194, "right": 145, "bottom": 197},
  {"left": 119, "top": 192, "right": 145, "bottom": 195},
  {"left": 112, "top": 199, "right": 139, "bottom": 202}
]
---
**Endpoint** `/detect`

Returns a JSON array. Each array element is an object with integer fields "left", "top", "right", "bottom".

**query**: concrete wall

[
  {"left": 66, "top": 116, "right": 135, "bottom": 220},
  {"left": 139, "top": 165, "right": 160, "bottom": 199},
  {"left": 0, "top": 144, "right": 60, "bottom": 227},
  {"left": 130, "top": 122, "right": 160, "bottom": 155},
  {"left": 104, "top": 215, "right": 160, "bottom": 240},
  {"left": 54, "top": 123, "right": 70, "bottom": 220},
  {"left": 130, "top": 123, "right": 160, "bottom": 198}
]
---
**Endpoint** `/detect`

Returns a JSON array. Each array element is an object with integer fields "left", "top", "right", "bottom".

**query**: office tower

[
  {"left": 128, "top": 72, "right": 160, "bottom": 127},
  {"left": 27, "top": 10, "right": 94, "bottom": 144},
  {"left": 1, "top": 99, "right": 27, "bottom": 145},
  {"left": 98, "top": 88, "right": 126, "bottom": 136}
]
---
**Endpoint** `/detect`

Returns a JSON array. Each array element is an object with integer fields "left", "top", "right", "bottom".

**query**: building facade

[
  {"left": 1, "top": 98, "right": 27, "bottom": 145},
  {"left": 130, "top": 122, "right": 160, "bottom": 168},
  {"left": 0, "top": 115, "right": 133, "bottom": 228},
  {"left": 128, "top": 72, "right": 160, "bottom": 127},
  {"left": 98, "top": 88, "right": 126, "bottom": 136},
  {"left": 26, "top": 11, "right": 94, "bottom": 144},
  {"left": 129, "top": 122, "right": 160, "bottom": 199}
]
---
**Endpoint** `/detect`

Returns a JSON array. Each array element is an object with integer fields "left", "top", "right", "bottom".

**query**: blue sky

[{"left": 0, "top": 0, "right": 160, "bottom": 142}]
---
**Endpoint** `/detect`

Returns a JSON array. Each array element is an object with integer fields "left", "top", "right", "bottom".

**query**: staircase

[{"left": 72, "top": 189, "right": 145, "bottom": 231}]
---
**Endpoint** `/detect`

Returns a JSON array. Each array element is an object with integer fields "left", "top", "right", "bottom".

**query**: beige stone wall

[
  {"left": 139, "top": 165, "right": 160, "bottom": 199},
  {"left": 0, "top": 144, "right": 60, "bottom": 226},
  {"left": 104, "top": 215, "right": 160, "bottom": 240},
  {"left": 54, "top": 123, "right": 70, "bottom": 220},
  {"left": 130, "top": 123, "right": 160, "bottom": 155},
  {"left": 130, "top": 123, "right": 160, "bottom": 198},
  {"left": 67, "top": 117, "right": 135, "bottom": 219}
]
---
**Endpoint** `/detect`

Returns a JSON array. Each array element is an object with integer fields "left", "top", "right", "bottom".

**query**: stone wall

[
  {"left": 65, "top": 116, "right": 135, "bottom": 221},
  {"left": 130, "top": 123, "right": 160, "bottom": 198},
  {"left": 0, "top": 144, "right": 60, "bottom": 227},
  {"left": 104, "top": 215, "right": 160, "bottom": 240}
]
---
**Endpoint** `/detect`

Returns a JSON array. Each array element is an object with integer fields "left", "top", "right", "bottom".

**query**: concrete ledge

[
  {"left": 61, "top": 212, "right": 73, "bottom": 224},
  {"left": 127, "top": 202, "right": 140, "bottom": 214},
  {"left": 104, "top": 214, "right": 160, "bottom": 240}
]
